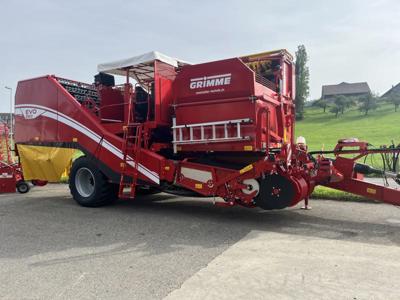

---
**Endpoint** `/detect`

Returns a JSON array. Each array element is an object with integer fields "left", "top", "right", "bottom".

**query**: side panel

[
  {"left": 15, "top": 76, "right": 166, "bottom": 184},
  {"left": 99, "top": 87, "right": 125, "bottom": 122},
  {"left": 15, "top": 77, "right": 59, "bottom": 142},
  {"left": 174, "top": 58, "right": 255, "bottom": 103},
  {"left": 154, "top": 61, "right": 176, "bottom": 125},
  {"left": 172, "top": 57, "right": 291, "bottom": 152}
]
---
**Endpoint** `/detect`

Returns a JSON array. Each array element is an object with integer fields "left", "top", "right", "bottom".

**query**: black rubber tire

[
  {"left": 69, "top": 156, "right": 118, "bottom": 207},
  {"left": 16, "top": 181, "right": 30, "bottom": 194},
  {"left": 254, "top": 174, "right": 295, "bottom": 210}
]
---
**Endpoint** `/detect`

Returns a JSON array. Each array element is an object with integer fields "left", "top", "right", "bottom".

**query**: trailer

[{"left": 14, "top": 50, "right": 400, "bottom": 209}]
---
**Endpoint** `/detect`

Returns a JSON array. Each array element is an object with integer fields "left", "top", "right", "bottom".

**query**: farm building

[
  {"left": 321, "top": 82, "right": 371, "bottom": 100},
  {"left": 381, "top": 83, "right": 400, "bottom": 98}
]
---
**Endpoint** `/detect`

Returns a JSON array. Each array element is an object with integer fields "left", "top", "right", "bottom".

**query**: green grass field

[
  {"left": 297, "top": 103, "right": 399, "bottom": 201},
  {"left": 296, "top": 104, "right": 400, "bottom": 151}
]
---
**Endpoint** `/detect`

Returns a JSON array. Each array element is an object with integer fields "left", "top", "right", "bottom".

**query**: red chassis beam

[
  {"left": 326, "top": 178, "right": 400, "bottom": 206},
  {"left": 314, "top": 140, "right": 400, "bottom": 206}
]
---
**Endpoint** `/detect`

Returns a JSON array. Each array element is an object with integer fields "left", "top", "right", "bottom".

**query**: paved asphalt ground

[{"left": 1, "top": 184, "right": 400, "bottom": 299}]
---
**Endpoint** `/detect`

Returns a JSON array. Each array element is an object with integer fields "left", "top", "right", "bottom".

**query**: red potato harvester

[{"left": 13, "top": 50, "right": 400, "bottom": 208}]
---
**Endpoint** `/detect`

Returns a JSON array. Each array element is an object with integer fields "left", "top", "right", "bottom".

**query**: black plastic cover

[{"left": 94, "top": 72, "right": 115, "bottom": 87}]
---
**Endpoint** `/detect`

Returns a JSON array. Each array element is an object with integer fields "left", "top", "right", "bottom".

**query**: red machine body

[
  {"left": 173, "top": 56, "right": 294, "bottom": 152},
  {"left": 13, "top": 50, "right": 400, "bottom": 209}
]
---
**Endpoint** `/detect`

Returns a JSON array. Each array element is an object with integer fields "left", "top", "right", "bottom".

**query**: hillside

[
  {"left": 296, "top": 103, "right": 400, "bottom": 151},
  {"left": 297, "top": 103, "right": 400, "bottom": 200}
]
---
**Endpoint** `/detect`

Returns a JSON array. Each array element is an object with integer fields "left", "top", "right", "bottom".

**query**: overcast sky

[{"left": 1, "top": 0, "right": 399, "bottom": 112}]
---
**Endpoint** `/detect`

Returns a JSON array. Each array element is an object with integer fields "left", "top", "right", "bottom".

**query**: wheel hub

[
  {"left": 271, "top": 187, "right": 281, "bottom": 196},
  {"left": 75, "top": 167, "right": 95, "bottom": 197},
  {"left": 241, "top": 179, "right": 260, "bottom": 196}
]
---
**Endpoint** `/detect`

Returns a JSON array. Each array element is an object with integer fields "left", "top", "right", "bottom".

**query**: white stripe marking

[{"left": 15, "top": 104, "right": 159, "bottom": 184}]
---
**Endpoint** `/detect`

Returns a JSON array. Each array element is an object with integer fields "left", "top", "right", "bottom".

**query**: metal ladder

[
  {"left": 118, "top": 85, "right": 142, "bottom": 199},
  {"left": 118, "top": 123, "right": 143, "bottom": 199},
  {"left": 172, "top": 118, "right": 251, "bottom": 153}
]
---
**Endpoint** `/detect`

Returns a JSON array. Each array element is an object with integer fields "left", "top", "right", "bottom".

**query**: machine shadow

[
  {"left": 112, "top": 193, "right": 400, "bottom": 248},
  {"left": 1, "top": 191, "right": 399, "bottom": 264}
]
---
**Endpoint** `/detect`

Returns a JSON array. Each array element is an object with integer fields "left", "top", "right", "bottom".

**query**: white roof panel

[{"left": 97, "top": 51, "right": 190, "bottom": 82}]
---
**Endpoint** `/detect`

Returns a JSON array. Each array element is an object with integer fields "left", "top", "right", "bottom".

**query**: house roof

[
  {"left": 322, "top": 82, "right": 371, "bottom": 98},
  {"left": 381, "top": 83, "right": 400, "bottom": 98}
]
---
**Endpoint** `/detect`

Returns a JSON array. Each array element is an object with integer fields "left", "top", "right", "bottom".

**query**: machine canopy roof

[{"left": 97, "top": 51, "right": 190, "bottom": 85}]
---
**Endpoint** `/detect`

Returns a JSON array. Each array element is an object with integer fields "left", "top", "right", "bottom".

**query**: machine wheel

[
  {"left": 16, "top": 181, "right": 30, "bottom": 194},
  {"left": 254, "top": 174, "right": 295, "bottom": 210},
  {"left": 69, "top": 156, "right": 118, "bottom": 207}
]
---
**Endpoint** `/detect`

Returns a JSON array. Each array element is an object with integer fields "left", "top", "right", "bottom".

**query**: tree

[
  {"left": 314, "top": 99, "right": 328, "bottom": 113},
  {"left": 329, "top": 105, "right": 341, "bottom": 118},
  {"left": 295, "top": 45, "right": 310, "bottom": 120},
  {"left": 334, "top": 95, "right": 347, "bottom": 114},
  {"left": 341, "top": 96, "right": 356, "bottom": 114},
  {"left": 385, "top": 94, "right": 400, "bottom": 112},
  {"left": 329, "top": 96, "right": 345, "bottom": 118},
  {"left": 358, "top": 94, "right": 378, "bottom": 115},
  {"left": 327, "top": 95, "right": 355, "bottom": 117}
]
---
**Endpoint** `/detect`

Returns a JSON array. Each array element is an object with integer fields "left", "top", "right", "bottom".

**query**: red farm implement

[
  {"left": 13, "top": 50, "right": 400, "bottom": 208},
  {"left": 0, "top": 123, "right": 29, "bottom": 194}
]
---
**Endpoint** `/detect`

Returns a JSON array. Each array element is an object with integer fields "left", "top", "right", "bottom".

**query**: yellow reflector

[
  {"left": 239, "top": 164, "right": 253, "bottom": 174},
  {"left": 195, "top": 183, "right": 203, "bottom": 189},
  {"left": 283, "top": 128, "right": 288, "bottom": 143},
  {"left": 367, "top": 188, "right": 377, "bottom": 195},
  {"left": 244, "top": 145, "right": 253, "bottom": 151}
]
